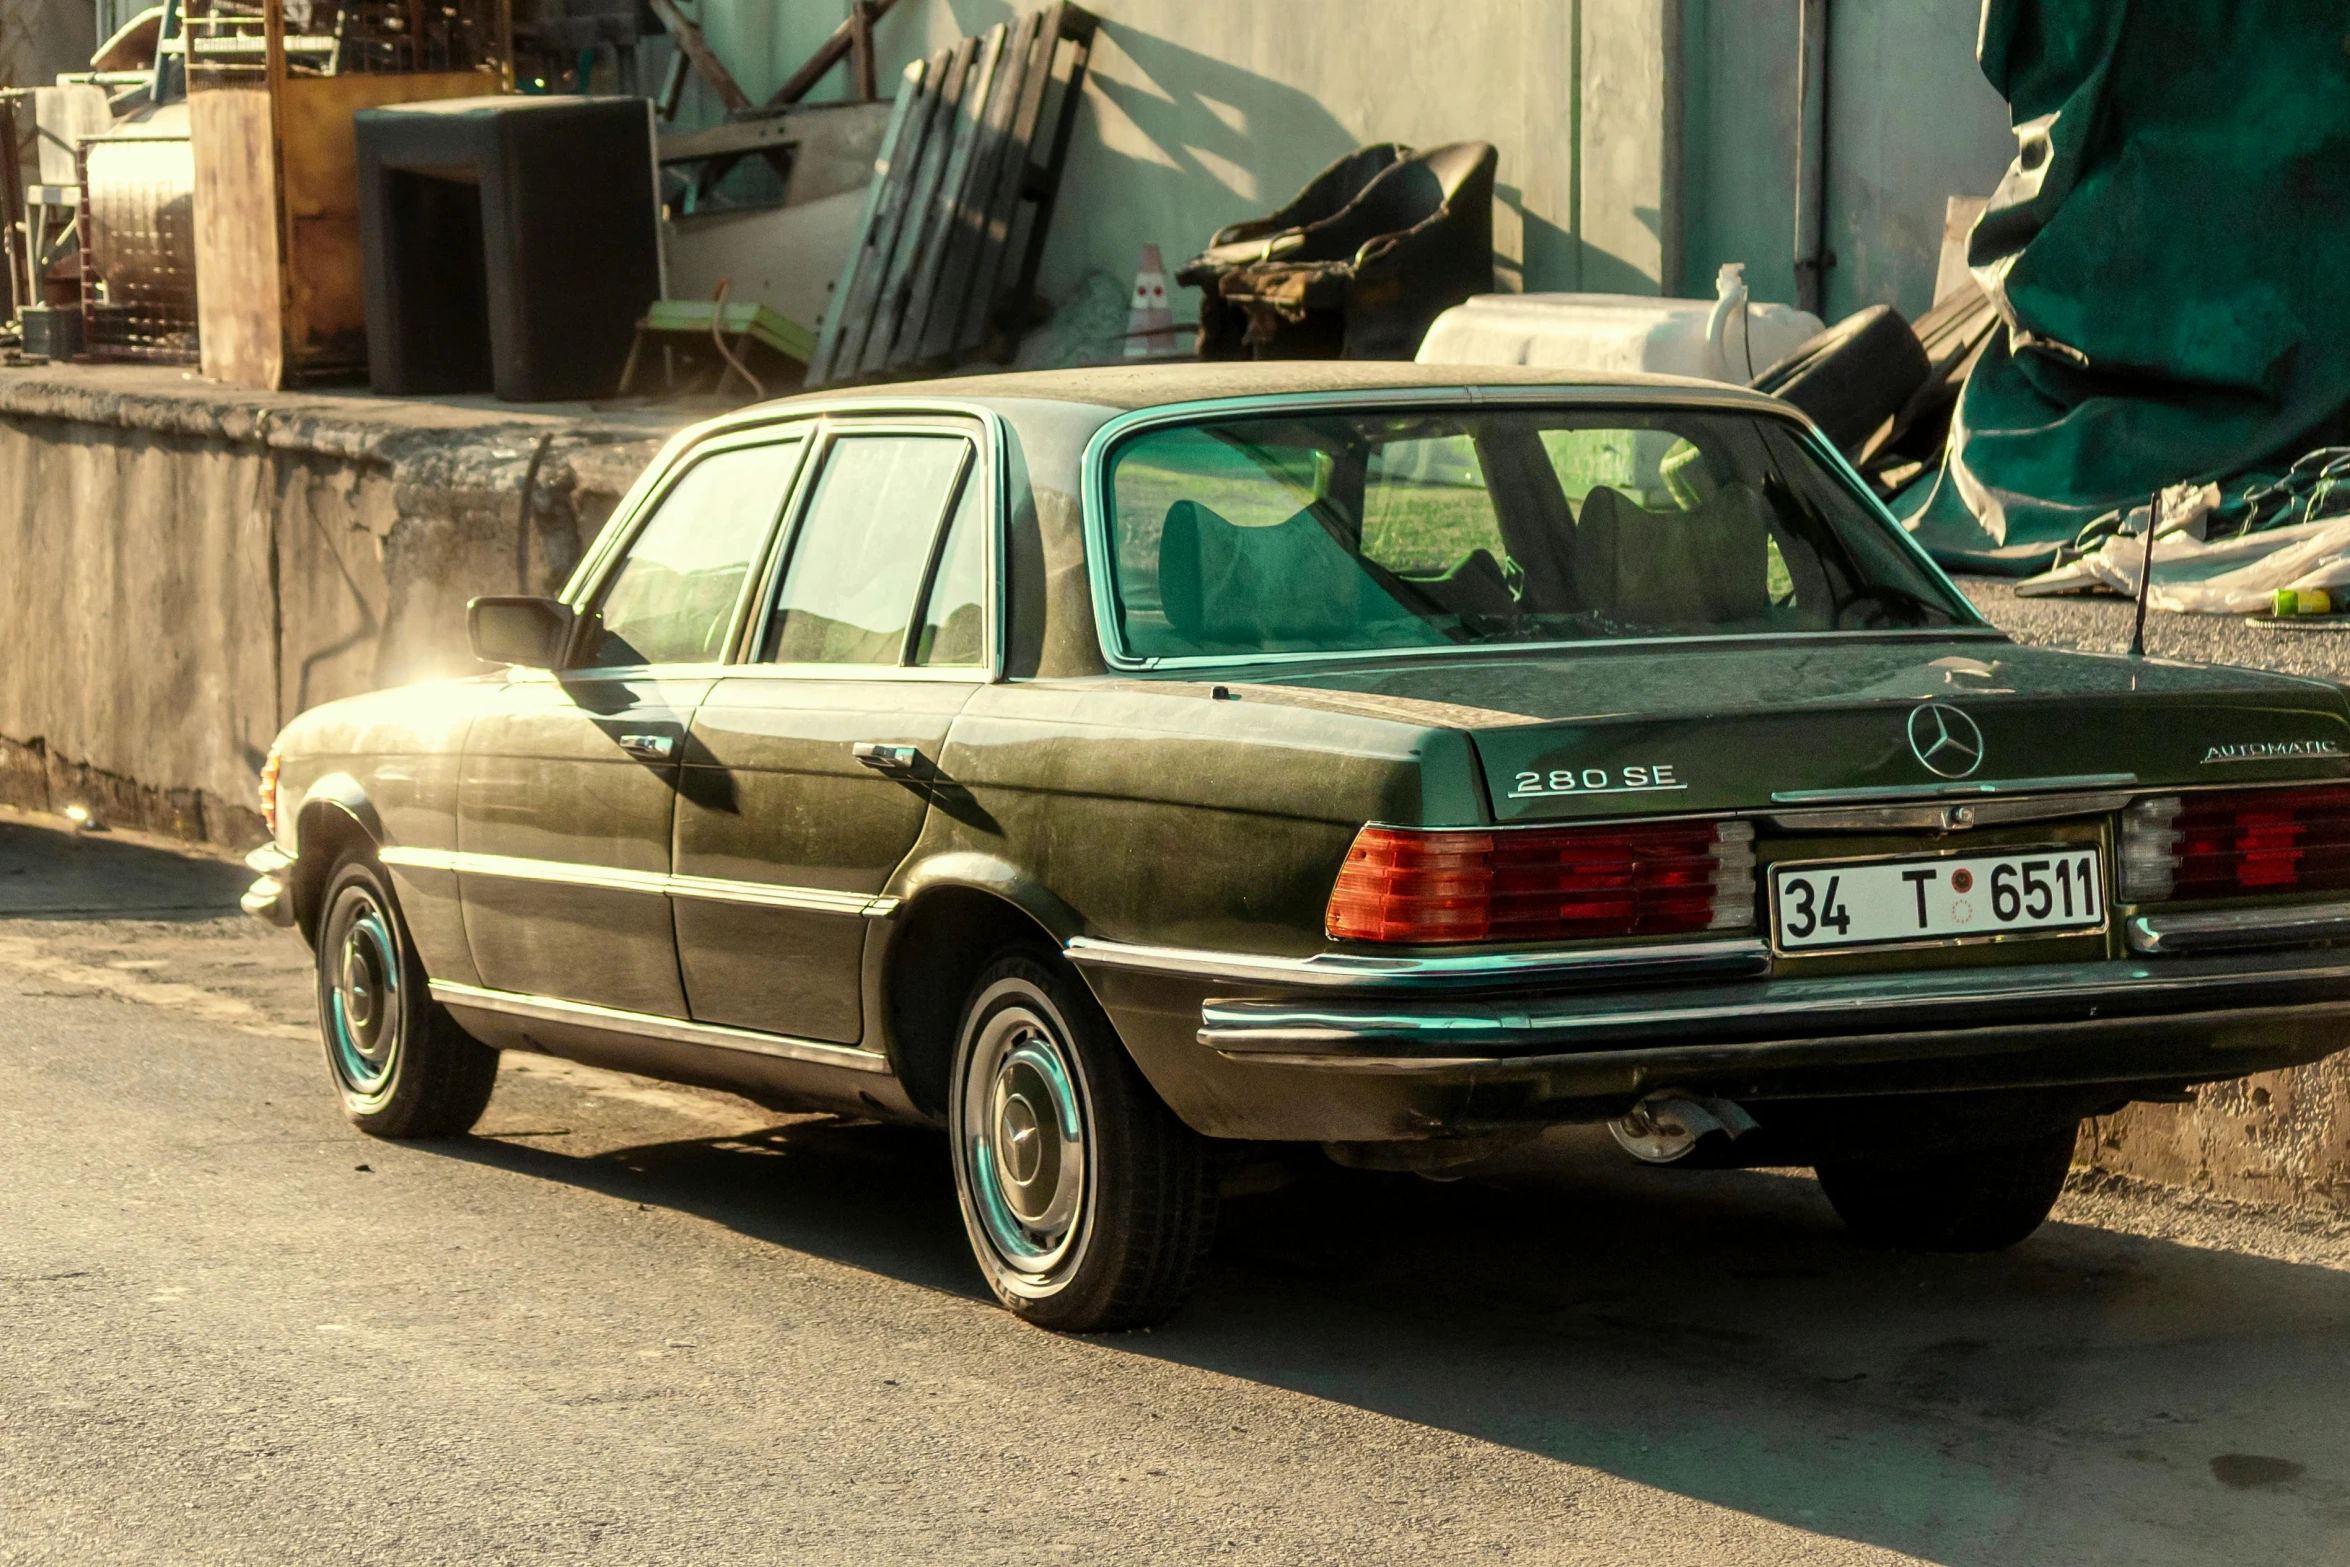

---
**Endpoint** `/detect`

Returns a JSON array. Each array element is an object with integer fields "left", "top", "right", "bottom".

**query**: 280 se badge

[{"left": 1773, "top": 847, "right": 2107, "bottom": 952}]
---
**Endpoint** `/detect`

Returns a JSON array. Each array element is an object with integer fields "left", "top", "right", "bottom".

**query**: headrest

[{"left": 1154, "top": 499, "right": 1414, "bottom": 649}]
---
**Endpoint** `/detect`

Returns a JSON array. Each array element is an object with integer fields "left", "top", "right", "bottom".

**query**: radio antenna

[{"left": 2128, "top": 489, "right": 2159, "bottom": 658}]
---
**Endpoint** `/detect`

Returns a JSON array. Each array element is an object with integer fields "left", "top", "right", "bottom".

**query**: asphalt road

[
  {"left": 7, "top": 805, "right": 2350, "bottom": 1566},
  {"left": 12, "top": 573, "right": 2350, "bottom": 1566}
]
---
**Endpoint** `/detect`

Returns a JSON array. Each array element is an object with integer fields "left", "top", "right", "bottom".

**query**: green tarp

[{"left": 1903, "top": 0, "right": 2350, "bottom": 574}]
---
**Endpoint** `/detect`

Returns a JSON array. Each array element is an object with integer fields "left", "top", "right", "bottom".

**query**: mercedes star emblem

[{"left": 1907, "top": 702, "right": 1985, "bottom": 779}]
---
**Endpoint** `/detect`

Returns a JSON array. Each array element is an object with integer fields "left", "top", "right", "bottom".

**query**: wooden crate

[{"left": 187, "top": 0, "right": 510, "bottom": 388}]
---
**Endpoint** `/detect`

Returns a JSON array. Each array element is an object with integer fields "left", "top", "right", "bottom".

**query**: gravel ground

[{"left": 1959, "top": 577, "right": 2350, "bottom": 685}]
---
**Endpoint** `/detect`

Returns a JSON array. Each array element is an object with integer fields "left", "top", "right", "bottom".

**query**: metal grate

[
  {"left": 182, "top": 0, "right": 511, "bottom": 81},
  {"left": 77, "top": 135, "right": 199, "bottom": 363}
]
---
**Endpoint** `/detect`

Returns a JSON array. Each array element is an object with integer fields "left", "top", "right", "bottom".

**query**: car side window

[
  {"left": 582, "top": 439, "right": 804, "bottom": 669},
  {"left": 913, "top": 475, "right": 987, "bottom": 667},
  {"left": 764, "top": 435, "right": 971, "bottom": 665}
]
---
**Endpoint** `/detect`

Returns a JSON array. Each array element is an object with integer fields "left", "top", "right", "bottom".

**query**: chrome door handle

[
  {"left": 852, "top": 742, "right": 921, "bottom": 774},
  {"left": 618, "top": 732, "right": 676, "bottom": 760}
]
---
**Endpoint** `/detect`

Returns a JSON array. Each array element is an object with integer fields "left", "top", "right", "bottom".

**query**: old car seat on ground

[{"left": 1178, "top": 141, "right": 1498, "bottom": 362}]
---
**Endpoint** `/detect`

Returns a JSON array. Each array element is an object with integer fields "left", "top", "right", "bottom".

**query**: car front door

[
  {"left": 674, "top": 421, "right": 991, "bottom": 1044},
  {"left": 458, "top": 431, "right": 808, "bottom": 1015}
]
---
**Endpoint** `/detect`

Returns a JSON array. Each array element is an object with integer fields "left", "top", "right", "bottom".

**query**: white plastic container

[{"left": 1415, "top": 263, "right": 1823, "bottom": 384}]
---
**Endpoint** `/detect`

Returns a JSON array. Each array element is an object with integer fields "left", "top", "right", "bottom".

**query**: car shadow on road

[
  {"left": 0, "top": 816, "right": 251, "bottom": 920},
  {"left": 440, "top": 1116, "right": 2350, "bottom": 1566}
]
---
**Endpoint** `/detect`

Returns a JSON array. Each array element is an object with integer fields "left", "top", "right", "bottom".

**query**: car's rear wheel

[
  {"left": 1815, "top": 1122, "right": 2078, "bottom": 1252},
  {"left": 947, "top": 950, "right": 1215, "bottom": 1332},
  {"left": 315, "top": 854, "right": 499, "bottom": 1139}
]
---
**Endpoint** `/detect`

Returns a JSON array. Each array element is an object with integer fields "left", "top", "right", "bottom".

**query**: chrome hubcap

[
  {"left": 328, "top": 896, "right": 402, "bottom": 1096},
  {"left": 961, "top": 1004, "right": 1087, "bottom": 1275}
]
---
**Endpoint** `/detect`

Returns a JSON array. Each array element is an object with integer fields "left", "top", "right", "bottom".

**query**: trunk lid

[{"left": 1256, "top": 639, "right": 2350, "bottom": 821}]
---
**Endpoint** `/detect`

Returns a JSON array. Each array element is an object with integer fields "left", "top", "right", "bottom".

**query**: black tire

[
  {"left": 947, "top": 950, "right": 1216, "bottom": 1332},
  {"left": 1816, "top": 1123, "right": 2078, "bottom": 1253},
  {"left": 314, "top": 854, "right": 499, "bottom": 1139},
  {"left": 1750, "top": 303, "right": 1931, "bottom": 455}
]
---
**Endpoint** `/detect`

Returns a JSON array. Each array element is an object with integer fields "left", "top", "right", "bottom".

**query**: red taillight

[
  {"left": 1325, "top": 821, "right": 1756, "bottom": 944},
  {"left": 258, "top": 744, "right": 283, "bottom": 838},
  {"left": 2121, "top": 785, "right": 2350, "bottom": 901}
]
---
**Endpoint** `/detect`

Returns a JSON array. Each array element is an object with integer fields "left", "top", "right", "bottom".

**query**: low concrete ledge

[{"left": 0, "top": 364, "right": 691, "bottom": 847}]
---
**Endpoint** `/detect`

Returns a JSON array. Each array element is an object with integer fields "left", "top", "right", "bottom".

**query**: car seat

[
  {"left": 1574, "top": 485, "right": 1773, "bottom": 627},
  {"left": 1177, "top": 142, "right": 1498, "bottom": 362}
]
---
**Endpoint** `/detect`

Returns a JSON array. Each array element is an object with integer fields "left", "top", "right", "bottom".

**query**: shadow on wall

[
  {"left": 927, "top": 3, "right": 1658, "bottom": 342},
  {"left": 934, "top": 3, "right": 1381, "bottom": 356}
]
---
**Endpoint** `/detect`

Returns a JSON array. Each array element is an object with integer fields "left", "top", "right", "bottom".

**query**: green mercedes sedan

[{"left": 244, "top": 362, "right": 2350, "bottom": 1330}]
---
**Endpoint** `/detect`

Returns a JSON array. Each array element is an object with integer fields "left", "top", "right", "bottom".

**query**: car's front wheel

[
  {"left": 315, "top": 854, "right": 500, "bottom": 1139},
  {"left": 1815, "top": 1122, "right": 2079, "bottom": 1252},
  {"left": 948, "top": 951, "right": 1215, "bottom": 1332}
]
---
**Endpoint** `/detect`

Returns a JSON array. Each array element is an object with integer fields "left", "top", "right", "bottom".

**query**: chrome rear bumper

[{"left": 1197, "top": 948, "right": 2350, "bottom": 1065}]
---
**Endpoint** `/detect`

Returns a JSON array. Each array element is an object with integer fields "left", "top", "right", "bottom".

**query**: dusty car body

[{"left": 247, "top": 362, "right": 2350, "bottom": 1329}]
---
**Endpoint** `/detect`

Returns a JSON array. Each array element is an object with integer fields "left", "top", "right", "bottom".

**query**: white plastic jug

[{"left": 1415, "top": 263, "right": 1823, "bottom": 384}]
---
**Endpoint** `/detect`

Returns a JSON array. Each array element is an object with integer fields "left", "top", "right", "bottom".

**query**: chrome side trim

[
  {"left": 379, "top": 845, "right": 462, "bottom": 874},
  {"left": 428, "top": 981, "right": 891, "bottom": 1073},
  {"left": 667, "top": 874, "right": 895, "bottom": 917},
  {"left": 1769, "top": 773, "right": 2137, "bottom": 805},
  {"left": 381, "top": 847, "right": 901, "bottom": 919},
  {"left": 2128, "top": 901, "right": 2350, "bottom": 955},
  {"left": 1768, "top": 791, "right": 2138, "bottom": 834},
  {"left": 1063, "top": 933, "right": 1771, "bottom": 991}
]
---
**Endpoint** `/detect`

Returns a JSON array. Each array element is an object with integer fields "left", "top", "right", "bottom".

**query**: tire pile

[{"left": 1751, "top": 280, "right": 2003, "bottom": 499}]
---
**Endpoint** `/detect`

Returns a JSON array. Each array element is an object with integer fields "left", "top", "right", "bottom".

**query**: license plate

[{"left": 1770, "top": 846, "right": 2107, "bottom": 953}]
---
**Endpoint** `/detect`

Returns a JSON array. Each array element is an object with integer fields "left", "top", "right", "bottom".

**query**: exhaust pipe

[{"left": 1610, "top": 1093, "right": 1758, "bottom": 1164}]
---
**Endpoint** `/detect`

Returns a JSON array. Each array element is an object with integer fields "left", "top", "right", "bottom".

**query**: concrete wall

[
  {"left": 0, "top": 368, "right": 669, "bottom": 846},
  {"left": 684, "top": 0, "right": 2011, "bottom": 331},
  {"left": 2081, "top": 1057, "right": 2350, "bottom": 1213},
  {"left": 723, "top": 0, "right": 1682, "bottom": 322},
  {"left": 0, "top": 0, "right": 95, "bottom": 88},
  {"left": 1675, "top": 0, "right": 2016, "bottom": 316}
]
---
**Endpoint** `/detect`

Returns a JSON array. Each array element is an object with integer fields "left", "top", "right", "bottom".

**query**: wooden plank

[
  {"left": 816, "top": 53, "right": 944, "bottom": 383},
  {"left": 767, "top": 0, "right": 903, "bottom": 109},
  {"left": 896, "top": 22, "right": 1003, "bottom": 365},
  {"left": 849, "top": 1, "right": 877, "bottom": 102},
  {"left": 998, "top": 5, "right": 1097, "bottom": 361},
  {"left": 855, "top": 36, "right": 974, "bottom": 378},
  {"left": 277, "top": 70, "right": 492, "bottom": 377},
  {"left": 953, "top": 6, "right": 1056, "bottom": 356},
  {"left": 190, "top": 87, "right": 286, "bottom": 388},
  {"left": 658, "top": 118, "right": 797, "bottom": 164},
  {"left": 806, "top": 55, "right": 937, "bottom": 386},
  {"left": 914, "top": 14, "right": 1031, "bottom": 364},
  {"left": 643, "top": 0, "right": 751, "bottom": 115}
]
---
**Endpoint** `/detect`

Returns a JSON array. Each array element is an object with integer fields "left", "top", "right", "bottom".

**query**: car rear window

[{"left": 1101, "top": 406, "right": 1974, "bottom": 662}]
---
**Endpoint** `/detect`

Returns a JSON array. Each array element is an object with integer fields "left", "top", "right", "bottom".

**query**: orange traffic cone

[{"left": 1125, "top": 242, "right": 1176, "bottom": 358}]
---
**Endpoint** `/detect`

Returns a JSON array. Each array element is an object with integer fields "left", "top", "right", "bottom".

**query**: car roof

[{"left": 754, "top": 359, "right": 1795, "bottom": 417}]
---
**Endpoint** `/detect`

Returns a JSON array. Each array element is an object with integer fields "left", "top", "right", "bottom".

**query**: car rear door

[
  {"left": 673, "top": 419, "right": 991, "bottom": 1044},
  {"left": 457, "top": 431, "right": 809, "bottom": 1015}
]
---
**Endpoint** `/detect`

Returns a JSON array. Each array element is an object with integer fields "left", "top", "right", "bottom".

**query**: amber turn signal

[{"left": 258, "top": 743, "right": 283, "bottom": 839}]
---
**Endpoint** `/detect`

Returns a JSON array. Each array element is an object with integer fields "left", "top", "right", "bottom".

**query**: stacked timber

[{"left": 806, "top": 3, "right": 1096, "bottom": 388}]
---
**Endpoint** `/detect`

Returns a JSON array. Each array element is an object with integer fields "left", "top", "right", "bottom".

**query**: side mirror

[{"left": 468, "top": 596, "right": 575, "bottom": 668}]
